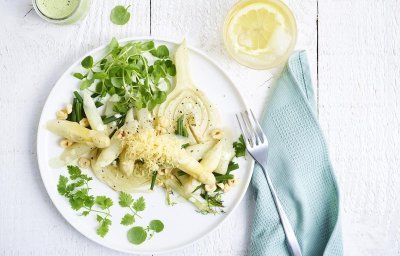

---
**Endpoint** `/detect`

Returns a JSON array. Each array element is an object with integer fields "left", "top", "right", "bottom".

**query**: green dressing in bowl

[
  {"left": 33, "top": 0, "right": 91, "bottom": 24},
  {"left": 36, "top": 0, "right": 80, "bottom": 19}
]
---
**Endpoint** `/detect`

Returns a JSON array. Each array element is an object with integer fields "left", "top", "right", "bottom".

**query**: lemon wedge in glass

[{"left": 223, "top": 0, "right": 297, "bottom": 69}]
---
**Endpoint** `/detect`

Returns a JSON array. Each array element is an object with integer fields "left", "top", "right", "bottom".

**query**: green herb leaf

[
  {"left": 127, "top": 226, "right": 147, "bottom": 245},
  {"left": 73, "top": 72, "right": 85, "bottom": 80},
  {"left": 149, "top": 220, "right": 164, "bottom": 233},
  {"left": 121, "top": 213, "right": 135, "bottom": 225},
  {"left": 215, "top": 174, "right": 234, "bottom": 182},
  {"left": 110, "top": 5, "right": 131, "bottom": 25},
  {"left": 181, "top": 143, "right": 190, "bottom": 149},
  {"left": 227, "top": 161, "right": 239, "bottom": 174},
  {"left": 96, "top": 215, "right": 103, "bottom": 222},
  {"left": 93, "top": 72, "right": 108, "bottom": 80},
  {"left": 81, "top": 56, "right": 93, "bottom": 69},
  {"left": 57, "top": 176, "right": 68, "bottom": 195},
  {"left": 132, "top": 196, "right": 146, "bottom": 212},
  {"left": 118, "top": 192, "right": 134, "bottom": 207},
  {"left": 233, "top": 135, "right": 246, "bottom": 157},
  {"left": 67, "top": 165, "right": 82, "bottom": 180},
  {"left": 95, "top": 196, "right": 113, "bottom": 210},
  {"left": 150, "top": 45, "right": 169, "bottom": 58},
  {"left": 108, "top": 37, "right": 119, "bottom": 50},
  {"left": 97, "top": 218, "right": 112, "bottom": 237},
  {"left": 80, "top": 79, "right": 94, "bottom": 90}
]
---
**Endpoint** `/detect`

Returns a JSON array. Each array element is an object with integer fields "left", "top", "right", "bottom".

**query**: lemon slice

[
  {"left": 228, "top": 3, "right": 285, "bottom": 55},
  {"left": 223, "top": 0, "right": 297, "bottom": 69}
]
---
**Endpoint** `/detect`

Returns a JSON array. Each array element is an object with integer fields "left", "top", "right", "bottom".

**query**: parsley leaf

[
  {"left": 233, "top": 135, "right": 246, "bottom": 157},
  {"left": 57, "top": 176, "right": 68, "bottom": 195},
  {"left": 57, "top": 166, "right": 113, "bottom": 238},
  {"left": 121, "top": 214, "right": 135, "bottom": 226},
  {"left": 95, "top": 196, "right": 114, "bottom": 210},
  {"left": 97, "top": 218, "right": 112, "bottom": 238},
  {"left": 226, "top": 161, "right": 239, "bottom": 175},
  {"left": 132, "top": 196, "right": 146, "bottom": 212},
  {"left": 118, "top": 193, "right": 146, "bottom": 226},
  {"left": 118, "top": 192, "right": 134, "bottom": 207}
]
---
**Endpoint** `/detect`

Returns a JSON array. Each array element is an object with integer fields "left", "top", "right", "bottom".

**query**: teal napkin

[{"left": 250, "top": 51, "right": 342, "bottom": 256}]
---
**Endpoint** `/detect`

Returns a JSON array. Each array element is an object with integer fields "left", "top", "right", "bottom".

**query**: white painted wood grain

[
  {"left": 0, "top": 0, "right": 320, "bottom": 255},
  {"left": 319, "top": 0, "right": 400, "bottom": 255}
]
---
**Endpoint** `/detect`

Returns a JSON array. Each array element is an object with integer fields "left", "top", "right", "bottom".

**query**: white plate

[{"left": 37, "top": 37, "right": 254, "bottom": 254}]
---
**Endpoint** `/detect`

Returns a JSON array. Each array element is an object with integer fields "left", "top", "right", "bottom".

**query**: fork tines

[{"left": 235, "top": 109, "right": 267, "bottom": 148}]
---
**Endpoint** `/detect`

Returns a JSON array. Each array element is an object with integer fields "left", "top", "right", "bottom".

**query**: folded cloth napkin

[{"left": 250, "top": 51, "right": 342, "bottom": 256}]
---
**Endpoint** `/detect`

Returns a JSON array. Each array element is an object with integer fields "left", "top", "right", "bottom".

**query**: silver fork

[{"left": 236, "top": 109, "right": 302, "bottom": 256}]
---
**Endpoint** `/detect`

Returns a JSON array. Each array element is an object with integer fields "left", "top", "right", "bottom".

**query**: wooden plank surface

[
  {"left": 319, "top": 1, "right": 400, "bottom": 255},
  {"left": 7, "top": 0, "right": 390, "bottom": 255}
]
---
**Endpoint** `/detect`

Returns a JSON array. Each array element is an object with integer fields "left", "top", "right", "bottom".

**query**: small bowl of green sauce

[{"left": 32, "top": 0, "right": 91, "bottom": 24}]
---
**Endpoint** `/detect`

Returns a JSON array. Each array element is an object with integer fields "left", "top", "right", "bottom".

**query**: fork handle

[{"left": 259, "top": 164, "right": 303, "bottom": 256}]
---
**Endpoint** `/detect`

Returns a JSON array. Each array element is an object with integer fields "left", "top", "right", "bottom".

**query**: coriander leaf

[
  {"left": 110, "top": 5, "right": 131, "bottom": 25},
  {"left": 233, "top": 135, "right": 246, "bottom": 157},
  {"left": 227, "top": 161, "right": 239, "bottom": 174},
  {"left": 132, "top": 196, "right": 145, "bottom": 212},
  {"left": 118, "top": 192, "right": 134, "bottom": 207},
  {"left": 67, "top": 165, "right": 82, "bottom": 180},
  {"left": 81, "top": 56, "right": 93, "bottom": 69},
  {"left": 69, "top": 196, "right": 84, "bottom": 210},
  {"left": 84, "top": 196, "right": 95, "bottom": 208},
  {"left": 127, "top": 226, "right": 147, "bottom": 245},
  {"left": 121, "top": 213, "right": 135, "bottom": 225},
  {"left": 82, "top": 211, "right": 90, "bottom": 216},
  {"left": 149, "top": 220, "right": 164, "bottom": 233},
  {"left": 96, "top": 215, "right": 103, "bottom": 222},
  {"left": 57, "top": 176, "right": 68, "bottom": 195},
  {"left": 97, "top": 219, "right": 111, "bottom": 237},
  {"left": 95, "top": 196, "right": 113, "bottom": 210},
  {"left": 73, "top": 72, "right": 85, "bottom": 80}
]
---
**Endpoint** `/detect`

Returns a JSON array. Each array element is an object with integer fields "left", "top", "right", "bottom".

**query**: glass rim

[
  {"left": 222, "top": 0, "right": 298, "bottom": 70},
  {"left": 32, "top": 0, "right": 83, "bottom": 22}
]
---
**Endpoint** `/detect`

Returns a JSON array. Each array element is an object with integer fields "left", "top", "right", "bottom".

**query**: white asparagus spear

[
  {"left": 82, "top": 91, "right": 106, "bottom": 132},
  {"left": 176, "top": 153, "right": 216, "bottom": 185},
  {"left": 47, "top": 120, "right": 110, "bottom": 148},
  {"left": 200, "top": 139, "right": 224, "bottom": 172}
]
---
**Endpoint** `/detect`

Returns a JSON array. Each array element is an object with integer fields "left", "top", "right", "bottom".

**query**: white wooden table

[{"left": 0, "top": 0, "right": 398, "bottom": 255}]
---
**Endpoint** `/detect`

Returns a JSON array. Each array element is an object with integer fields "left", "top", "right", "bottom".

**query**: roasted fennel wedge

[{"left": 156, "top": 40, "right": 219, "bottom": 143}]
